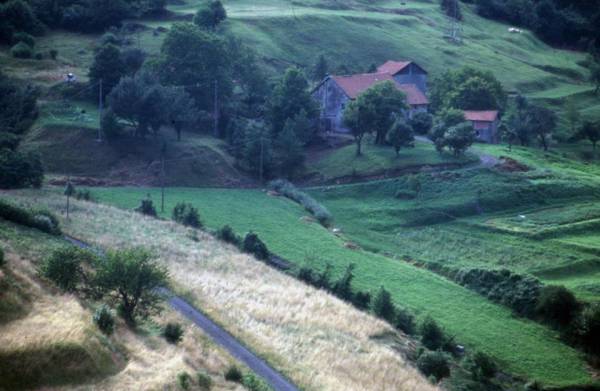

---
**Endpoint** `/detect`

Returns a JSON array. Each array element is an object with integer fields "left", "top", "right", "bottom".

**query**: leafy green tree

[
  {"left": 120, "top": 48, "right": 146, "bottom": 76},
  {"left": 193, "top": 0, "right": 227, "bottom": 31},
  {"left": 577, "top": 303, "right": 600, "bottom": 355},
  {"left": 164, "top": 88, "right": 198, "bottom": 141},
  {"left": 536, "top": 285, "right": 579, "bottom": 328},
  {"left": 450, "top": 76, "right": 503, "bottom": 111},
  {"left": 387, "top": 116, "right": 414, "bottom": 156},
  {"left": 89, "top": 44, "right": 125, "bottom": 99},
  {"left": 437, "top": 107, "right": 465, "bottom": 128},
  {"left": 373, "top": 286, "right": 395, "bottom": 323},
  {"left": 409, "top": 112, "right": 433, "bottom": 135},
  {"left": 466, "top": 351, "right": 497, "bottom": 382},
  {"left": 343, "top": 81, "right": 408, "bottom": 150},
  {"left": 438, "top": 122, "right": 475, "bottom": 156},
  {"left": 0, "top": 71, "right": 39, "bottom": 134},
  {"left": 430, "top": 66, "right": 506, "bottom": 112},
  {"left": 226, "top": 37, "right": 268, "bottom": 108},
  {"left": 332, "top": 264, "right": 355, "bottom": 302},
  {"left": 0, "top": 149, "right": 43, "bottom": 189},
  {"left": 579, "top": 121, "right": 600, "bottom": 151},
  {"left": 0, "top": 0, "right": 42, "bottom": 42},
  {"left": 311, "top": 54, "right": 328, "bottom": 82},
  {"left": 95, "top": 248, "right": 169, "bottom": 324},
  {"left": 524, "top": 105, "right": 556, "bottom": 151},
  {"left": 157, "top": 23, "right": 232, "bottom": 112},
  {"left": 417, "top": 350, "right": 450, "bottom": 381},
  {"left": 172, "top": 202, "right": 202, "bottom": 228},
  {"left": 42, "top": 247, "right": 96, "bottom": 292},
  {"left": 274, "top": 125, "right": 305, "bottom": 178},
  {"left": 242, "top": 232, "right": 269, "bottom": 260},
  {"left": 269, "top": 67, "right": 318, "bottom": 135},
  {"left": 242, "top": 126, "right": 273, "bottom": 180},
  {"left": 282, "top": 109, "right": 314, "bottom": 145},
  {"left": 100, "top": 109, "right": 123, "bottom": 142},
  {"left": 420, "top": 316, "right": 445, "bottom": 350}
]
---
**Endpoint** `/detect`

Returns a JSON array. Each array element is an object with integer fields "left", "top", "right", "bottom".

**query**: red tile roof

[
  {"left": 377, "top": 60, "right": 412, "bottom": 75},
  {"left": 464, "top": 110, "right": 499, "bottom": 122},
  {"left": 331, "top": 73, "right": 428, "bottom": 106}
]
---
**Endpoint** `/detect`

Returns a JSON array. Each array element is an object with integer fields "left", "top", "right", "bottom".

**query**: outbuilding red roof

[
  {"left": 331, "top": 73, "right": 429, "bottom": 106},
  {"left": 463, "top": 110, "right": 499, "bottom": 122},
  {"left": 377, "top": 60, "right": 412, "bottom": 75}
]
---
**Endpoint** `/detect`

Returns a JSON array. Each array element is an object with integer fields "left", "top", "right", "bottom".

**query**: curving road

[{"left": 64, "top": 236, "right": 299, "bottom": 391}]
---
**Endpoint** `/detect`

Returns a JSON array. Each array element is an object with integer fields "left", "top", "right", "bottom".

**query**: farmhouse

[
  {"left": 313, "top": 60, "right": 429, "bottom": 134},
  {"left": 464, "top": 110, "right": 500, "bottom": 144}
]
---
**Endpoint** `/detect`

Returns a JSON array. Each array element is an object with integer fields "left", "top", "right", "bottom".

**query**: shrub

[
  {"left": 177, "top": 372, "right": 191, "bottom": 390},
  {"left": 536, "top": 285, "right": 579, "bottom": 328},
  {"left": 0, "top": 199, "right": 60, "bottom": 235},
  {"left": 172, "top": 202, "right": 202, "bottom": 228},
  {"left": 34, "top": 52, "right": 43, "bottom": 60},
  {"left": 135, "top": 196, "right": 157, "bottom": 217},
  {"left": 297, "top": 267, "right": 314, "bottom": 284},
  {"left": 10, "top": 41, "right": 32, "bottom": 58},
  {"left": 242, "top": 232, "right": 269, "bottom": 260},
  {"left": 41, "top": 246, "right": 95, "bottom": 291},
  {"left": 242, "top": 373, "right": 271, "bottom": 391},
  {"left": 417, "top": 350, "right": 451, "bottom": 381},
  {"left": 352, "top": 290, "right": 371, "bottom": 310},
  {"left": 93, "top": 305, "right": 115, "bottom": 335},
  {"left": 100, "top": 109, "right": 123, "bottom": 142},
  {"left": 197, "top": 371, "right": 212, "bottom": 390},
  {"left": 224, "top": 365, "right": 242, "bottom": 382},
  {"left": 12, "top": 31, "right": 34, "bottom": 47},
  {"left": 409, "top": 112, "right": 433, "bottom": 135},
  {"left": 454, "top": 268, "right": 541, "bottom": 317},
  {"left": 466, "top": 351, "right": 497, "bottom": 381},
  {"left": 0, "top": 247, "right": 4, "bottom": 267},
  {"left": 576, "top": 303, "right": 600, "bottom": 355},
  {"left": 216, "top": 225, "right": 241, "bottom": 246},
  {"left": 49, "top": 49, "right": 58, "bottom": 60},
  {"left": 75, "top": 189, "right": 94, "bottom": 201},
  {"left": 420, "top": 316, "right": 445, "bottom": 350},
  {"left": 373, "top": 286, "right": 395, "bottom": 323},
  {"left": 163, "top": 322, "right": 184, "bottom": 344},
  {"left": 268, "top": 179, "right": 332, "bottom": 226},
  {"left": 395, "top": 307, "right": 415, "bottom": 335},
  {"left": 0, "top": 149, "right": 44, "bottom": 189}
]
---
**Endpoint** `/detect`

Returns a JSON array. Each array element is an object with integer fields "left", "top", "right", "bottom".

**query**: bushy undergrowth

[
  {"left": 453, "top": 268, "right": 542, "bottom": 317},
  {"left": 41, "top": 246, "right": 96, "bottom": 292},
  {"left": 0, "top": 149, "right": 43, "bottom": 189},
  {"left": 224, "top": 365, "right": 243, "bottom": 382},
  {"left": 177, "top": 371, "right": 191, "bottom": 390},
  {"left": 197, "top": 371, "right": 212, "bottom": 390},
  {"left": 163, "top": 322, "right": 184, "bottom": 344},
  {"left": 242, "top": 232, "right": 269, "bottom": 260},
  {"left": 0, "top": 199, "right": 60, "bottom": 235},
  {"left": 0, "top": 247, "right": 4, "bottom": 267},
  {"left": 269, "top": 179, "right": 332, "bottom": 226},
  {"left": 216, "top": 225, "right": 241, "bottom": 247},
  {"left": 242, "top": 373, "right": 272, "bottom": 391},
  {"left": 135, "top": 197, "right": 157, "bottom": 217},
  {"left": 172, "top": 202, "right": 202, "bottom": 228},
  {"left": 93, "top": 305, "right": 115, "bottom": 335},
  {"left": 417, "top": 350, "right": 451, "bottom": 381}
]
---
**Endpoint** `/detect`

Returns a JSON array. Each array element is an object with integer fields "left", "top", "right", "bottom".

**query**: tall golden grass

[
  {"left": 4, "top": 191, "right": 437, "bottom": 391},
  {"left": 0, "top": 228, "right": 239, "bottom": 391}
]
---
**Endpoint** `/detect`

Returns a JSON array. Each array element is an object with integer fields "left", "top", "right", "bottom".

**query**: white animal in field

[{"left": 508, "top": 27, "right": 522, "bottom": 33}]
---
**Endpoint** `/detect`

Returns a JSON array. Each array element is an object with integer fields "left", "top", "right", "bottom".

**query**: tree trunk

[
  {"left": 355, "top": 136, "right": 363, "bottom": 156},
  {"left": 66, "top": 196, "right": 70, "bottom": 220}
]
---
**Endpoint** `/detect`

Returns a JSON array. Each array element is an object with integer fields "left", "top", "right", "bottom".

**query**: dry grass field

[
  {"left": 0, "top": 220, "right": 246, "bottom": 391},
  {"left": 3, "top": 190, "right": 437, "bottom": 391}
]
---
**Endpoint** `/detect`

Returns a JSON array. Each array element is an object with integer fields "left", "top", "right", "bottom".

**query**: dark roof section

[
  {"left": 377, "top": 60, "right": 428, "bottom": 75},
  {"left": 464, "top": 110, "right": 499, "bottom": 122},
  {"left": 330, "top": 73, "right": 429, "bottom": 105}
]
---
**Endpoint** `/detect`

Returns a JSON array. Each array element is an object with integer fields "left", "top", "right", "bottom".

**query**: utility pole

[
  {"left": 97, "top": 79, "right": 103, "bottom": 142},
  {"left": 213, "top": 79, "right": 219, "bottom": 137},
  {"left": 160, "top": 142, "right": 166, "bottom": 213},
  {"left": 259, "top": 134, "right": 264, "bottom": 183}
]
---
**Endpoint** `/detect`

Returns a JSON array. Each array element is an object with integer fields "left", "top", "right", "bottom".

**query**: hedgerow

[
  {"left": 268, "top": 179, "right": 332, "bottom": 226},
  {"left": 0, "top": 199, "right": 60, "bottom": 235}
]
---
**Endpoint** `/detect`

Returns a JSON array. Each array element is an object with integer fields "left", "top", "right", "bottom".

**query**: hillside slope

[{"left": 2, "top": 189, "right": 437, "bottom": 391}]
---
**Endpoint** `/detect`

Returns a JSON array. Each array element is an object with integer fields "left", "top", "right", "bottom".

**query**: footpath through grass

[{"left": 89, "top": 186, "right": 594, "bottom": 388}]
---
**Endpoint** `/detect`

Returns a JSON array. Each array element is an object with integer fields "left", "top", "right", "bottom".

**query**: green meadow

[{"left": 85, "top": 185, "right": 594, "bottom": 388}]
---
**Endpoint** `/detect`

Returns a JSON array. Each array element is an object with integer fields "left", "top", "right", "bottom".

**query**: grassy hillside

[
  {"left": 2, "top": 190, "right": 437, "bottom": 391},
  {"left": 66, "top": 186, "right": 596, "bottom": 388},
  {"left": 0, "top": 218, "right": 256, "bottom": 390}
]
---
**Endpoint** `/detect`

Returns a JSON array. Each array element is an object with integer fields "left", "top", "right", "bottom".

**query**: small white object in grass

[
  {"left": 508, "top": 27, "right": 522, "bottom": 33},
  {"left": 518, "top": 214, "right": 526, "bottom": 219},
  {"left": 332, "top": 228, "right": 342, "bottom": 234}
]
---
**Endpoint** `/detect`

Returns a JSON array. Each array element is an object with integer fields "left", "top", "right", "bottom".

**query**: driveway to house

[{"left": 65, "top": 236, "right": 300, "bottom": 391}]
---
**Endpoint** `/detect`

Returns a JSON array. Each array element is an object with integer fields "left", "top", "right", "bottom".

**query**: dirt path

[{"left": 64, "top": 236, "right": 299, "bottom": 391}]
